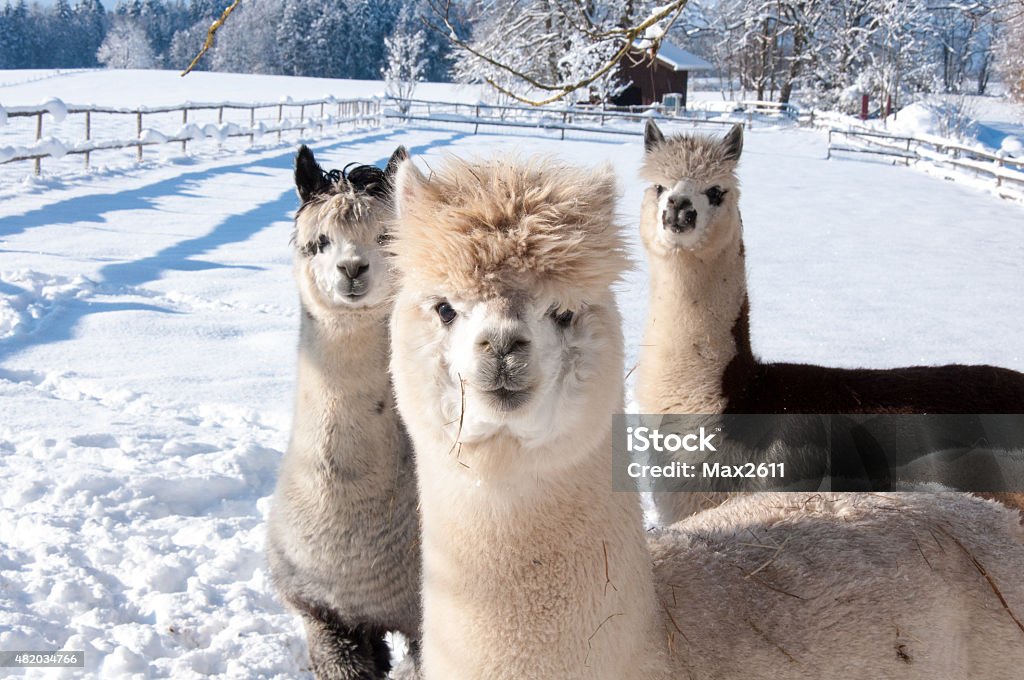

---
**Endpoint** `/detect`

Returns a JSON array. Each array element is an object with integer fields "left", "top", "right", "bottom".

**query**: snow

[
  {"left": 0, "top": 70, "right": 487, "bottom": 110},
  {"left": 0, "top": 70, "right": 1022, "bottom": 678},
  {"left": 631, "top": 39, "right": 714, "bottom": 72},
  {"left": 40, "top": 98, "right": 68, "bottom": 124}
]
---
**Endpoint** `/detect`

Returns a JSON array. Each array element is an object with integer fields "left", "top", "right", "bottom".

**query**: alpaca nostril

[
  {"left": 507, "top": 337, "right": 530, "bottom": 355},
  {"left": 339, "top": 261, "right": 370, "bottom": 279},
  {"left": 684, "top": 209, "right": 698, "bottom": 224},
  {"left": 477, "top": 335, "right": 530, "bottom": 359}
]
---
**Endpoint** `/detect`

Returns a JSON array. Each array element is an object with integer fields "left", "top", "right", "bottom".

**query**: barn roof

[{"left": 630, "top": 39, "right": 714, "bottom": 72}]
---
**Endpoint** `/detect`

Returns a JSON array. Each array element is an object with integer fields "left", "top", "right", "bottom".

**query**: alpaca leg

[{"left": 302, "top": 611, "right": 391, "bottom": 680}]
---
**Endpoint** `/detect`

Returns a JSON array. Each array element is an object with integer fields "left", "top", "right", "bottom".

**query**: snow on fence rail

[
  {"left": 0, "top": 97, "right": 381, "bottom": 175},
  {"left": 384, "top": 97, "right": 747, "bottom": 140},
  {"left": 827, "top": 128, "right": 1024, "bottom": 194}
]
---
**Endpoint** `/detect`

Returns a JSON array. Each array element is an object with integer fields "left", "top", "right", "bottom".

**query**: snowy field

[{"left": 1, "top": 71, "right": 1023, "bottom": 678}]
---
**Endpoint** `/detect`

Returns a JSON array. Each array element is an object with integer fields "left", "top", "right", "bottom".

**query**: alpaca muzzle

[
  {"left": 473, "top": 327, "right": 533, "bottom": 410},
  {"left": 663, "top": 195, "right": 698, "bottom": 233}
]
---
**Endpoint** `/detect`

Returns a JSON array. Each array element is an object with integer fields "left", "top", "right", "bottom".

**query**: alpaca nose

[
  {"left": 663, "top": 195, "right": 698, "bottom": 233},
  {"left": 338, "top": 260, "right": 369, "bottom": 280},
  {"left": 668, "top": 196, "right": 692, "bottom": 210},
  {"left": 477, "top": 332, "right": 531, "bottom": 361}
]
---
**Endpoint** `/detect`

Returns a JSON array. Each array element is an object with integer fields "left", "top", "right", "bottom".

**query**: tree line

[{"left": 0, "top": 0, "right": 456, "bottom": 81}]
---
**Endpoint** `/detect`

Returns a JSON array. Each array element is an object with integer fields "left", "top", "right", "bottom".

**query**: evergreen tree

[{"left": 74, "top": 0, "right": 109, "bottom": 68}]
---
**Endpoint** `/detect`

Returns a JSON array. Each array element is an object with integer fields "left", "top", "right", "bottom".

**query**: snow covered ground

[{"left": 1, "top": 71, "right": 1022, "bottom": 678}]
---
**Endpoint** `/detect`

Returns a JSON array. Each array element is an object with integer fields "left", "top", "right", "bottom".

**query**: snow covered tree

[
  {"left": 275, "top": 0, "right": 319, "bottom": 76},
  {"left": 209, "top": 0, "right": 281, "bottom": 74},
  {"left": 383, "top": 4, "right": 427, "bottom": 110},
  {"left": 73, "top": 0, "right": 109, "bottom": 68},
  {"left": 440, "top": 0, "right": 691, "bottom": 105},
  {"left": 97, "top": 16, "right": 157, "bottom": 68},
  {"left": 997, "top": 1, "right": 1024, "bottom": 102},
  {"left": 446, "top": 0, "right": 655, "bottom": 104}
]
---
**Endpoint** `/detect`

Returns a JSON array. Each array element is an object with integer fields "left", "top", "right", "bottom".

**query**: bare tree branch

[
  {"left": 428, "top": 0, "right": 691, "bottom": 106},
  {"left": 180, "top": 0, "right": 241, "bottom": 77}
]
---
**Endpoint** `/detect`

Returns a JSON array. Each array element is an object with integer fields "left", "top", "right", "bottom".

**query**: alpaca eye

[
  {"left": 551, "top": 309, "right": 574, "bottom": 328},
  {"left": 317, "top": 234, "right": 331, "bottom": 251},
  {"left": 376, "top": 232, "right": 391, "bottom": 246},
  {"left": 654, "top": 184, "right": 665, "bottom": 196},
  {"left": 705, "top": 186, "right": 726, "bottom": 206},
  {"left": 436, "top": 301, "right": 457, "bottom": 325}
]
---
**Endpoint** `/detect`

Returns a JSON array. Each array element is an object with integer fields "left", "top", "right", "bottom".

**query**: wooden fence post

[
  {"left": 182, "top": 108, "right": 189, "bottom": 153},
  {"left": 299, "top": 104, "right": 305, "bottom": 135},
  {"left": 84, "top": 111, "right": 91, "bottom": 169},
  {"left": 277, "top": 104, "right": 283, "bottom": 142},
  {"left": 34, "top": 112, "right": 43, "bottom": 176},
  {"left": 249, "top": 107, "right": 255, "bottom": 146},
  {"left": 474, "top": 104, "right": 480, "bottom": 134},
  {"left": 561, "top": 111, "right": 567, "bottom": 140},
  {"left": 319, "top": 102, "right": 324, "bottom": 135},
  {"left": 136, "top": 111, "right": 143, "bottom": 162}
]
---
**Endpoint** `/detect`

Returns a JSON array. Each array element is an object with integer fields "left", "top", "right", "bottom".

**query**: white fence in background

[
  {"left": 0, "top": 97, "right": 381, "bottom": 176},
  {"left": 3, "top": 93, "right": 1021, "bottom": 200},
  {"left": 0, "top": 95, "right": 763, "bottom": 178},
  {"left": 827, "top": 128, "right": 1024, "bottom": 193},
  {"left": 384, "top": 97, "right": 764, "bottom": 139}
]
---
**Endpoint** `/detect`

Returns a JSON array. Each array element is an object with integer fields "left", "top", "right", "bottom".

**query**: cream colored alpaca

[
  {"left": 387, "top": 152, "right": 1024, "bottom": 680},
  {"left": 389, "top": 155, "right": 671, "bottom": 680},
  {"left": 637, "top": 120, "right": 1024, "bottom": 524},
  {"left": 266, "top": 146, "right": 420, "bottom": 680},
  {"left": 652, "top": 490, "right": 1024, "bottom": 679}
]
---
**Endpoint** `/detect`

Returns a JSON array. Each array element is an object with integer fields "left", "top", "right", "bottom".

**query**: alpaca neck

[
  {"left": 416, "top": 431, "right": 664, "bottom": 679},
  {"left": 637, "top": 237, "right": 751, "bottom": 414},
  {"left": 289, "top": 306, "right": 395, "bottom": 464}
]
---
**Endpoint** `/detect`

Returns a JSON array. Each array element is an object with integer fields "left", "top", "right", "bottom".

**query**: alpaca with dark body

[
  {"left": 638, "top": 119, "right": 1024, "bottom": 523},
  {"left": 266, "top": 146, "right": 420, "bottom": 680}
]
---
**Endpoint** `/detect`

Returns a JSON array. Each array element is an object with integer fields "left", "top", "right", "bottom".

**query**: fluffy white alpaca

[
  {"left": 266, "top": 146, "right": 420, "bottom": 680},
  {"left": 387, "top": 152, "right": 1024, "bottom": 680},
  {"left": 388, "top": 156, "right": 671, "bottom": 680}
]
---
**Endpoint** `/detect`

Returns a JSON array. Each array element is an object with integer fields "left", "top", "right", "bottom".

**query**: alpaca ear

[
  {"left": 721, "top": 124, "right": 743, "bottom": 161},
  {"left": 295, "top": 145, "right": 326, "bottom": 203},
  {"left": 385, "top": 146, "right": 409, "bottom": 179},
  {"left": 393, "top": 157, "right": 427, "bottom": 218},
  {"left": 644, "top": 118, "right": 665, "bottom": 152}
]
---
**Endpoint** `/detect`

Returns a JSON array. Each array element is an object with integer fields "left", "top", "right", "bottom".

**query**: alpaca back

[{"left": 652, "top": 491, "right": 1024, "bottom": 679}]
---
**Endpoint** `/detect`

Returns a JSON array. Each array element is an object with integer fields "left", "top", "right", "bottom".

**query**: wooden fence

[
  {"left": 827, "top": 128, "right": 1024, "bottom": 192},
  {"left": 1, "top": 97, "right": 381, "bottom": 176},
  {"left": 384, "top": 97, "right": 747, "bottom": 140}
]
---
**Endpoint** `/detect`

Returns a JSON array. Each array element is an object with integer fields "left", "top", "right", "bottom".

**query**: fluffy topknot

[
  {"left": 640, "top": 122, "right": 743, "bottom": 184},
  {"left": 390, "top": 155, "right": 629, "bottom": 305}
]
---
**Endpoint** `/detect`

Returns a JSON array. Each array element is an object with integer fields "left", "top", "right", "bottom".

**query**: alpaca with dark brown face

[
  {"left": 637, "top": 119, "right": 1024, "bottom": 524},
  {"left": 266, "top": 145, "right": 421, "bottom": 680}
]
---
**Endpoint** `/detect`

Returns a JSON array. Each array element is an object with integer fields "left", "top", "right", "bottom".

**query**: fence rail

[
  {"left": 6, "top": 93, "right": 1022, "bottom": 199},
  {"left": 1, "top": 97, "right": 381, "bottom": 175},
  {"left": 826, "top": 128, "right": 1024, "bottom": 192},
  {"left": 384, "top": 97, "right": 748, "bottom": 140}
]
